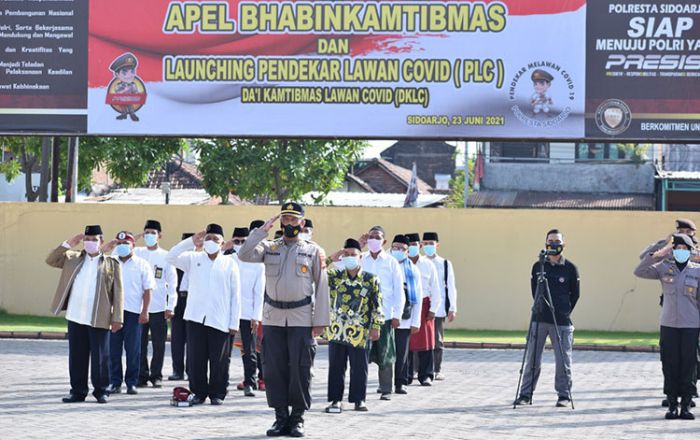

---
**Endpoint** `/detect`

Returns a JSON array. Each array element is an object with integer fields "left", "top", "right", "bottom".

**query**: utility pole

[
  {"left": 65, "top": 137, "right": 79, "bottom": 203},
  {"left": 50, "top": 137, "right": 60, "bottom": 202}
]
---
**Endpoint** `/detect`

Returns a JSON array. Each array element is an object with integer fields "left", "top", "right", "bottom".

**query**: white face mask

[
  {"left": 233, "top": 245, "right": 242, "bottom": 254},
  {"left": 203, "top": 240, "right": 221, "bottom": 255},
  {"left": 367, "top": 239, "right": 383, "bottom": 253},
  {"left": 298, "top": 233, "right": 311, "bottom": 241}
]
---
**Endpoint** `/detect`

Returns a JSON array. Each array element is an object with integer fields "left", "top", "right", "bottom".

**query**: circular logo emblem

[
  {"left": 509, "top": 62, "right": 577, "bottom": 128},
  {"left": 595, "top": 99, "right": 632, "bottom": 135},
  {"left": 559, "top": 277, "right": 565, "bottom": 283},
  {"left": 117, "top": 232, "right": 126, "bottom": 240}
]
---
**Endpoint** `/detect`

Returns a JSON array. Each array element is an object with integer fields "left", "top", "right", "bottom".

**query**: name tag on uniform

[
  {"left": 155, "top": 266, "right": 163, "bottom": 279},
  {"left": 662, "top": 276, "right": 674, "bottom": 284}
]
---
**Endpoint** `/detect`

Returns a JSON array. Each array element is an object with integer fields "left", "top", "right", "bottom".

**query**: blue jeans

[{"left": 109, "top": 311, "right": 143, "bottom": 387}]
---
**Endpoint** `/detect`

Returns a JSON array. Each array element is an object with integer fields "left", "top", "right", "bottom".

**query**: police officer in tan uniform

[{"left": 238, "top": 202, "right": 330, "bottom": 438}]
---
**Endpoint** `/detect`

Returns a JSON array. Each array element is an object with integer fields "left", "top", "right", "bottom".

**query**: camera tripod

[{"left": 513, "top": 250, "right": 575, "bottom": 409}]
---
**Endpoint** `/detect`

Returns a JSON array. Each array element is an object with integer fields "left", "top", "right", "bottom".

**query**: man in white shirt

[
  {"left": 105, "top": 231, "right": 155, "bottom": 395},
  {"left": 422, "top": 232, "right": 457, "bottom": 380},
  {"left": 46, "top": 225, "right": 124, "bottom": 404},
  {"left": 134, "top": 219, "right": 177, "bottom": 388},
  {"left": 406, "top": 233, "right": 441, "bottom": 386},
  {"left": 357, "top": 226, "right": 404, "bottom": 401},
  {"left": 223, "top": 226, "right": 265, "bottom": 397},
  {"left": 167, "top": 223, "right": 241, "bottom": 405},
  {"left": 390, "top": 234, "right": 423, "bottom": 395},
  {"left": 169, "top": 232, "right": 195, "bottom": 381}
]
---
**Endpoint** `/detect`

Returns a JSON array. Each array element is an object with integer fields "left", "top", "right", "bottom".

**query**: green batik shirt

[{"left": 324, "top": 268, "right": 384, "bottom": 348}]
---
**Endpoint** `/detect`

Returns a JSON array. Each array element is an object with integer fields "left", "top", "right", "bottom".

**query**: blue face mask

[
  {"left": 423, "top": 244, "right": 437, "bottom": 257},
  {"left": 392, "top": 250, "right": 407, "bottom": 262},
  {"left": 116, "top": 243, "right": 132, "bottom": 258},
  {"left": 673, "top": 249, "right": 691, "bottom": 263},
  {"left": 143, "top": 233, "right": 158, "bottom": 247},
  {"left": 342, "top": 256, "right": 359, "bottom": 270},
  {"left": 408, "top": 245, "right": 420, "bottom": 258}
]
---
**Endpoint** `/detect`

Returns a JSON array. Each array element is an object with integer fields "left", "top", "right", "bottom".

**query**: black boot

[
  {"left": 266, "top": 407, "right": 290, "bottom": 437},
  {"left": 289, "top": 408, "right": 305, "bottom": 438},
  {"left": 666, "top": 396, "right": 679, "bottom": 420},
  {"left": 680, "top": 397, "right": 695, "bottom": 420}
]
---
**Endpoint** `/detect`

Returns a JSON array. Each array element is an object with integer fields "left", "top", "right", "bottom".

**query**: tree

[
  {"left": 79, "top": 137, "right": 184, "bottom": 189},
  {"left": 0, "top": 136, "right": 49, "bottom": 201},
  {"left": 446, "top": 157, "right": 474, "bottom": 208},
  {"left": 193, "top": 138, "right": 367, "bottom": 204}
]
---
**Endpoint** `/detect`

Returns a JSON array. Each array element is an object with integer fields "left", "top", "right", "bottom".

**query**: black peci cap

[
  {"left": 84, "top": 225, "right": 103, "bottom": 236},
  {"left": 344, "top": 238, "right": 361, "bottom": 250},
  {"left": 392, "top": 234, "right": 409, "bottom": 245},
  {"left": 182, "top": 232, "right": 195, "bottom": 240},
  {"left": 422, "top": 232, "right": 439, "bottom": 241},
  {"left": 144, "top": 219, "right": 162, "bottom": 232},
  {"left": 206, "top": 223, "right": 224, "bottom": 237},
  {"left": 232, "top": 227, "right": 249, "bottom": 238},
  {"left": 249, "top": 219, "right": 265, "bottom": 230},
  {"left": 405, "top": 233, "right": 420, "bottom": 243}
]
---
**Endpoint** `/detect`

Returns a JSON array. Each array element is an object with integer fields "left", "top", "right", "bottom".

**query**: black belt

[{"left": 264, "top": 293, "right": 311, "bottom": 309}]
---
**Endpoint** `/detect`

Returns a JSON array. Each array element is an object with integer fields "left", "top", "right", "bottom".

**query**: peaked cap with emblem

[
  {"left": 280, "top": 201, "right": 304, "bottom": 218},
  {"left": 110, "top": 52, "right": 138, "bottom": 72},
  {"left": 531, "top": 69, "right": 553, "bottom": 82}
]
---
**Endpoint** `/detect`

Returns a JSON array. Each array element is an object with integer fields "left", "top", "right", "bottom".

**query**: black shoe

[
  {"left": 126, "top": 385, "right": 138, "bottom": 395},
  {"left": 556, "top": 397, "right": 571, "bottom": 408},
  {"left": 662, "top": 398, "right": 670, "bottom": 407},
  {"left": 380, "top": 393, "right": 391, "bottom": 401},
  {"left": 116, "top": 114, "right": 127, "bottom": 120},
  {"left": 666, "top": 399, "right": 680, "bottom": 420},
  {"left": 191, "top": 395, "right": 207, "bottom": 405},
  {"left": 420, "top": 378, "right": 433, "bottom": 387},
  {"left": 354, "top": 401, "right": 368, "bottom": 412},
  {"left": 61, "top": 394, "right": 85, "bottom": 403},
  {"left": 151, "top": 379, "right": 163, "bottom": 388},
  {"left": 395, "top": 385, "right": 407, "bottom": 395},
  {"left": 289, "top": 408, "right": 305, "bottom": 438},
  {"left": 210, "top": 397, "right": 224, "bottom": 406},
  {"left": 129, "top": 113, "right": 140, "bottom": 122},
  {"left": 513, "top": 396, "right": 530, "bottom": 406},
  {"left": 680, "top": 407, "right": 695, "bottom": 420},
  {"left": 244, "top": 385, "right": 256, "bottom": 397},
  {"left": 266, "top": 408, "right": 290, "bottom": 437},
  {"left": 692, "top": 399, "right": 697, "bottom": 408},
  {"left": 105, "top": 384, "right": 121, "bottom": 395},
  {"left": 136, "top": 381, "right": 149, "bottom": 388},
  {"left": 168, "top": 374, "right": 184, "bottom": 381},
  {"left": 95, "top": 394, "right": 108, "bottom": 404}
]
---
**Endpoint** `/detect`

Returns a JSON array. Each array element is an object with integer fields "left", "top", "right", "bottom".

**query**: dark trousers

[
  {"left": 170, "top": 292, "right": 188, "bottom": 377},
  {"left": 139, "top": 311, "right": 167, "bottom": 383},
  {"left": 109, "top": 311, "right": 142, "bottom": 387},
  {"left": 327, "top": 341, "right": 369, "bottom": 403},
  {"left": 263, "top": 325, "right": 315, "bottom": 410},
  {"left": 67, "top": 321, "right": 110, "bottom": 398},
  {"left": 409, "top": 350, "right": 435, "bottom": 383},
  {"left": 660, "top": 326, "right": 700, "bottom": 400},
  {"left": 240, "top": 319, "right": 259, "bottom": 386},
  {"left": 186, "top": 321, "right": 231, "bottom": 400},
  {"left": 394, "top": 328, "right": 412, "bottom": 387},
  {"left": 434, "top": 317, "right": 445, "bottom": 373}
]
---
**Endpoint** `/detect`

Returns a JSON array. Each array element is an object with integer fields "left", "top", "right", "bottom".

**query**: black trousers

[
  {"left": 170, "top": 292, "right": 188, "bottom": 377},
  {"left": 263, "top": 325, "right": 315, "bottom": 410},
  {"left": 394, "top": 328, "right": 412, "bottom": 387},
  {"left": 139, "top": 311, "right": 167, "bottom": 383},
  {"left": 67, "top": 321, "right": 110, "bottom": 399},
  {"left": 408, "top": 350, "right": 435, "bottom": 383},
  {"left": 186, "top": 321, "right": 231, "bottom": 400},
  {"left": 240, "top": 319, "right": 259, "bottom": 386},
  {"left": 327, "top": 341, "right": 369, "bottom": 403},
  {"left": 660, "top": 326, "right": 700, "bottom": 400}
]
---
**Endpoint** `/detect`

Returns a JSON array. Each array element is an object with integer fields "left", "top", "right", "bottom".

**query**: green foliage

[
  {"left": 446, "top": 158, "right": 474, "bottom": 208},
  {"left": 0, "top": 159, "right": 21, "bottom": 182},
  {"left": 617, "top": 143, "right": 651, "bottom": 166},
  {"left": 193, "top": 139, "right": 367, "bottom": 204},
  {"left": 79, "top": 137, "right": 183, "bottom": 189}
]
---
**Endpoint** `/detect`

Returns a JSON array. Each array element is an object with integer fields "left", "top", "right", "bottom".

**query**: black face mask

[
  {"left": 546, "top": 243, "right": 564, "bottom": 255},
  {"left": 283, "top": 224, "right": 301, "bottom": 238}
]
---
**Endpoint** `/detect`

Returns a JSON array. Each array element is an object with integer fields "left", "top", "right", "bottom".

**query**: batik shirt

[{"left": 325, "top": 268, "right": 383, "bottom": 348}]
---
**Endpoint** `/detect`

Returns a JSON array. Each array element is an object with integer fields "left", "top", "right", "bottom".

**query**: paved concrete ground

[{"left": 0, "top": 339, "right": 695, "bottom": 439}]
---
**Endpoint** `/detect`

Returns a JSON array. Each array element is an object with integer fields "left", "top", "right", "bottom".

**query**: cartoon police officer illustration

[
  {"left": 106, "top": 53, "right": 147, "bottom": 122},
  {"left": 530, "top": 69, "right": 553, "bottom": 115}
]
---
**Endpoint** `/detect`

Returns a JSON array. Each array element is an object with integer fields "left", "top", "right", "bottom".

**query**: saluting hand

[
  {"left": 134, "top": 232, "right": 144, "bottom": 241},
  {"left": 262, "top": 214, "right": 281, "bottom": 232},
  {"left": 67, "top": 234, "right": 85, "bottom": 248},
  {"left": 358, "top": 233, "right": 369, "bottom": 249},
  {"left": 329, "top": 249, "right": 344, "bottom": 263},
  {"left": 653, "top": 244, "right": 672, "bottom": 259},
  {"left": 101, "top": 239, "right": 118, "bottom": 254},
  {"left": 192, "top": 230, "right": 206, "bottom": 248},
  {"left": 221, "top": 239, "right": 235, "bottom": 252}
]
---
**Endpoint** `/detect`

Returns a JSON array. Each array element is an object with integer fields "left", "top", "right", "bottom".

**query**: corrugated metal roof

[
  {"left": 468, "top": 190, "right": 654, "bottom": 210},
  {"left": 655, "top": 170, "right": 700, "bottom": 180},
  {"left": 302, "top": 191, "right": 446, "bottom": 208}
]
